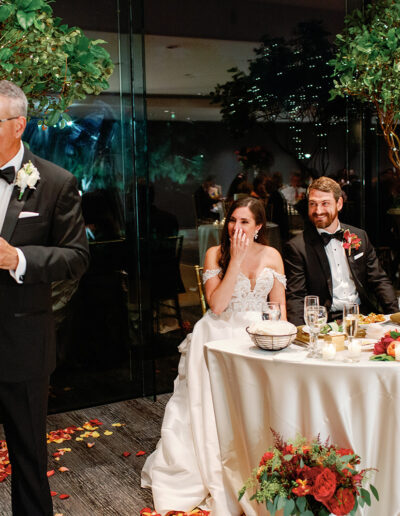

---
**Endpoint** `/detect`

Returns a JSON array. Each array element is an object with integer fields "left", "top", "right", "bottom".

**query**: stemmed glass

[
  {"left": 304, "top": 296, "right": 319, "bottom": 327},
  {"left": 343, "top": 303, "right": 359, "bottom": 345},
  {"left": 305, "top": 305, "right": 327, "bottom": 358},
  {"left": 343, "top": 303, "right": 360, "bottom": 361},
  {"left": 262, "top": 302, "right": 281, "bottom": 321}
]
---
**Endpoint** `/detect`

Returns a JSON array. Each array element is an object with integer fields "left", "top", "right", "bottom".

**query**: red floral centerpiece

[
  {"left": 370, "top": 329, "right": 400, "bottom": 361},
  {"left": 239, "top": 430, "right": 378, "bottom": 515}
]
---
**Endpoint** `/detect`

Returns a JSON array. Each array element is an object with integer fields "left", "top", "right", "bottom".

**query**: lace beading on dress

[
  {"left": 202, "top": 268, "right": 221, "bottom": 283},
  {"left": 203, "top": 267, "right": 286, "bottom": 313}
]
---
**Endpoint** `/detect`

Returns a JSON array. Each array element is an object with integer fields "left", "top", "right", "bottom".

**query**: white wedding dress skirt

[{"left": 141, "top": 267, "right": 286, "bottom": 515}]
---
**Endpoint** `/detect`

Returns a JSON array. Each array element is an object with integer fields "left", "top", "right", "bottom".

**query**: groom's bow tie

[
  {"left": 0, "top": 166, "right": 15, "bottom": 184},
  {"left": 320, "top": 229, "right": 344, "bottom": 246}
]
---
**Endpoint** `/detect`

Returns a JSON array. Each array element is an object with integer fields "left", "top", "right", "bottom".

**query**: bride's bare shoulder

[
  {"left": 260, "top": 244, "right": 284, "bottom": 273},
  {"left": 204, "top": 245, "right": 222, "bottom": 268}
]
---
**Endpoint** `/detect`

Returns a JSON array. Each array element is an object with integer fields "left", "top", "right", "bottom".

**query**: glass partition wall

[{"left": 27, "top": 0, "right": 398, "bottom": 411}]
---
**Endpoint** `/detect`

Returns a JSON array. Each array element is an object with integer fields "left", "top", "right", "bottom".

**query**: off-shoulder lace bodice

[{"left": 203, "top": 266, "right": 286, "bottom": 313}]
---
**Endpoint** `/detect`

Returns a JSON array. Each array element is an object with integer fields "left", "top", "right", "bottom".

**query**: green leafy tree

[
  {"left": 330, "top": 0, "right": 400, "bottom": 173},
  {"left": 0, "top": 0, "right": 114, "bottom": 127},
  {"left": 211, "top": 21, "right": 345, "bottom": 175}
]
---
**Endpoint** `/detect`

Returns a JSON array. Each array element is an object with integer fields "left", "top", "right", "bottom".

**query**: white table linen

[{"left": 204, "top": 338, "right": 400, "bottom": 516}]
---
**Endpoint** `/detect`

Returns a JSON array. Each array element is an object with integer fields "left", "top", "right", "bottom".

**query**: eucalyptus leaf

[
  {"left": 284, "top": 498, "right": 295, "bottom": 516},
  {"left": 296, "top": 497, "right": 307, "bottom": 512},
  {"left": 370, "top": 483, "right": 379, "bottom": 501}
]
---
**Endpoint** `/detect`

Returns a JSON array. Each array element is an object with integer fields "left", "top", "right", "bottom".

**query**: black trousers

[{"left": 0, "top": 377, "right": 53, "bottom": 516}]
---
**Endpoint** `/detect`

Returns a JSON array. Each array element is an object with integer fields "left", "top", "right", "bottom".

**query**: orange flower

[{"left": 292, "top": 478, "right": 311, "bottom": 496}]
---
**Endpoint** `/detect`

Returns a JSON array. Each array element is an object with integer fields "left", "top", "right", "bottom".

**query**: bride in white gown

[{"left": 141, "top": 197, "right": 286, "bottom": 515}]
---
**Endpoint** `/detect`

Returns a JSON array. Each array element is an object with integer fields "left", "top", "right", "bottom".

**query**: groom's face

[{"left": 308, "top": 189, "right": 343, "bottom": 231}]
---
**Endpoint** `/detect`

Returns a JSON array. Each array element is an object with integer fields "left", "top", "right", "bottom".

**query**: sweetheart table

[{"left": 204, "top": 338, "right": 400, "bottom": 516}]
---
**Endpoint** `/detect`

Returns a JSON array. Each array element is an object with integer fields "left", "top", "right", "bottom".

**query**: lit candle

[
  {"left": 348, "top": 339, "right": 361, "bottom": 359},
  {"left": 322, "top": 342, "right": 336, "bottom": 360},
  {"left": 395, "top": 342, "right": 400, "bottom": 362}
]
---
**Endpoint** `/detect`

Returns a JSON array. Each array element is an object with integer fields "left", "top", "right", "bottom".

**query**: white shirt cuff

[{"left": 9, "top": 248, "right": 26, "bottom": 284}]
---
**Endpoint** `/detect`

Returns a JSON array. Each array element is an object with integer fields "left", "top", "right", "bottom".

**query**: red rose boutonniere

[{"left": 342, "top": 229, "right": 361, "bottom": 256}]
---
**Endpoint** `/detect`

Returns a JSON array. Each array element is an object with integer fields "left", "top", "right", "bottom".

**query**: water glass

[
  {"left": 305, "top": 305, "right": 327, "bottom": 358},
  {"left": 262, "top": 302, "right": 281, "bottom": 321},
  {"left": 343, "top": 303, "right": 359, "bottom": 345},
  {"left": 304, "top": 295, "right": 319, "bottom": 325}
]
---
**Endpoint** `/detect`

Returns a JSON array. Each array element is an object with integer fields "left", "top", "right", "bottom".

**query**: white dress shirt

[
  {"left": 0, "top": 141, "right": 27, "bottom": 283},
  {"left": 318, "top": 224, "right": 360, "bottom": 311}
]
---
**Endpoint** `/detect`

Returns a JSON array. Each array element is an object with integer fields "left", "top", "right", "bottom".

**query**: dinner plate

[
  {"left": 358, "top": 314, "right": 390, "bottom": 328},
  {"left": 344, "top": 338, "right": 376, "bottom": 351},
  {"left": 302, "top": 325, "right": 343, "bottom": 336}
]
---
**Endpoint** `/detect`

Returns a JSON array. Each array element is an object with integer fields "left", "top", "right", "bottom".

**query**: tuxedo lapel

[
  {"left": 342, "top": 224, "right": 365, "bottom": 292},
  {"left": 0, "top": 187, "right": 26, "bottom": 241},
  {"left": 305, "top": 224, "right": 333, "bottom": 297},
  {"left": 1, "top": 148, "right": 38, "bottom": 242}
]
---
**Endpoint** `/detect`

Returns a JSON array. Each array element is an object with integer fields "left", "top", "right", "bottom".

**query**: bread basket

[{"left": 246, "top": 326, "right": 297, "bottom": 351}]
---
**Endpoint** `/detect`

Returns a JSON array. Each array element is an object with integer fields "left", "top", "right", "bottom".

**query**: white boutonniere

[{"left": 16, "top": 161, "right": 40, "bottom": 200}]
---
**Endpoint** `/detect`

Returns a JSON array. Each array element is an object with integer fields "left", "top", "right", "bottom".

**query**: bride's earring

[{"left": 254, "top": 229, "right": 259, "bottom": 241}]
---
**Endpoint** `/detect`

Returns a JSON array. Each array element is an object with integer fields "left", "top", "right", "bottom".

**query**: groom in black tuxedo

[
  {"left": 284, "top": 176, "right": 397, "bottom": 326},
  {"left": 0, "top": 80, "right": 89, "bottom": 514}
]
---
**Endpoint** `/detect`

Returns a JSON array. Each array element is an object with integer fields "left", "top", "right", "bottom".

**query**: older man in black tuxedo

[
  {"left": 0, "top": 80, "right": 89, "bottom": 515},
  {"left": 284, "top": 176, "right": 397, "bottom": 326}
]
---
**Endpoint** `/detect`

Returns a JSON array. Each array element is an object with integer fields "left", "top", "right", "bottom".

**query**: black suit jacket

[
  {"left": 0, "top": 148, "right": 89, "bottom": 382},
  {"left": 283, "top": 222, "right": 398, "bottom": 326}
]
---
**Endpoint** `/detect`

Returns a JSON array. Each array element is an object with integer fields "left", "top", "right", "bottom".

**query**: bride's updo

[{"left": 219, "top": 196, "right": 268, "bottom": 277}]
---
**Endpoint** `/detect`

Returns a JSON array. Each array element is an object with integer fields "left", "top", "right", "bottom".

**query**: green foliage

[
  {"left": 330, "top": 0, "right": 400, "bottom": 171},
  {"left": 330, "top": 0, "right": 400, "bottom": 114},
  {"left": 0, "top": 0, "right": 114, "bottom": 126}
]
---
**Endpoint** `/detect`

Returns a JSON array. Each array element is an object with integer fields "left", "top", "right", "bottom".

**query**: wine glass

[
  {"left": 262, "top": 302, "right": 281, "bottom": 321},
  {"left": 305, "top": 305, "right": 327, "bottom": 358},
  {"left": 343, "top": 303, "right": 359, "bottom": 345},
  {"left": 304, "top": 296, "right": 319, "bottom": 326}
]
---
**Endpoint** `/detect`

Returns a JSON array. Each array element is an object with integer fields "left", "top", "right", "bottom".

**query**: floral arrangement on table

[
  {"left": 370, "top": 329, "right": 400, "bottom": 362},
  {"left": 234, "top": 146, "right": 273, "bottom": 172},
  {"left": 342, "top": 230, "right": 361, "bottom": 256},
  {"left": 239, "top": 430, "right": 378, "bottom": 515}
]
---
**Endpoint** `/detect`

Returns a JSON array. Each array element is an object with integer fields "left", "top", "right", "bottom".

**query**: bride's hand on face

[{"left": 230, "top": 228, "right": 250, "bottom": 265}]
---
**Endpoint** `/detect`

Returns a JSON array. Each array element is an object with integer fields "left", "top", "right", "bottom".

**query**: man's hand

[{"left": 0, "top": 237, "right": 19, "bottom": 270}]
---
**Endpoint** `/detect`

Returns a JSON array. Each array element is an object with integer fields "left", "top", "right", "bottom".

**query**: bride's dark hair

[{"left": 219, "top": 196, "right": 268, "bottom": 278}]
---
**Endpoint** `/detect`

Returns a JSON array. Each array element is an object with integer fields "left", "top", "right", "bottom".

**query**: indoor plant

[
  {"left": 330, "top": 0, "right": 400, "bottom": 173},
  {"left": 0, "top": 0, "right": 114, "bottom": 127}
]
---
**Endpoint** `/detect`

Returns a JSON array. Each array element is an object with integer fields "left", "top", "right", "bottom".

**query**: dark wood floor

[{"left": 0, "top": 394, "right": 171, "bottom": 515}]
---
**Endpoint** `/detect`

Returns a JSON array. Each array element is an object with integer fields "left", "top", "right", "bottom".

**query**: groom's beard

[{"left": 309, "top": 208, "right": 339, "bottom": 229}]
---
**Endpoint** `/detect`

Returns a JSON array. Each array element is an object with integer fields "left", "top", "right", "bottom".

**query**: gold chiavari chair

[{"left": 194, "top": 265, "right": 207, "bottom": 315}]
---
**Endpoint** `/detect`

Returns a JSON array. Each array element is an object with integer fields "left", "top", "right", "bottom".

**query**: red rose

[
  {"left": 259, "top": 451, "right": 274, "bottom": 466},
  {"left": 336, "top": 448, "right": 354, "bottom": 457},
  {"left": 302, "top": 466, "right": 324, "bottom": 486},
  {"left": 374, "top": 341, "right": 386, "bottom": 355},
  {"left": 313, "top": 468, "right": 337, "bottom": 503},
  {"left": 325, "top": 488, "right": 355, "bottom": 515}
]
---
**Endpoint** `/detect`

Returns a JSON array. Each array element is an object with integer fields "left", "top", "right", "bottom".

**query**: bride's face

[{"left": 228, "top": 206, "right": 261, "bottom": 240}]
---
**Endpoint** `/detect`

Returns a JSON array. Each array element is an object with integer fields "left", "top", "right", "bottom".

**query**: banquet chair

[
  {"left": 194, "top": 265, "right": 207, "bottom": 315},
  {"left": 150, "top": 235, "right": 186, "bottom": 335}
]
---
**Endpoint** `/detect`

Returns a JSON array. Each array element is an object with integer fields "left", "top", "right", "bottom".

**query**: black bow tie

[
  {"left": 320, "top": 229, "right": 344, "bottom": 246},
  {"left": 0, "top": 166, "right": 15, "bottom": 184}
]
